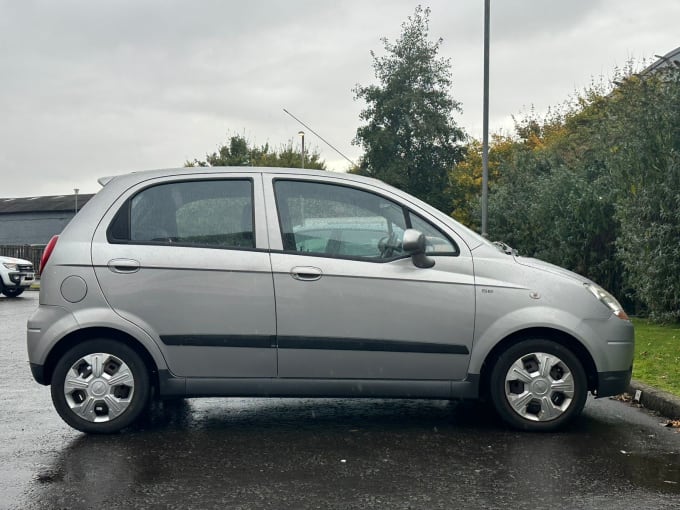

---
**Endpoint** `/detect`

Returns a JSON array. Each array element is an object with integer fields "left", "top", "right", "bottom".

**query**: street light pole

[
  {"left": 298, "top": 131, "right": 305, "bottom": 169},
  {"left": 481, "top": 0, "right": 490, "bottom": 237},
  {"left": 74, "top": 188, "right": 79, "bottom": 213}
]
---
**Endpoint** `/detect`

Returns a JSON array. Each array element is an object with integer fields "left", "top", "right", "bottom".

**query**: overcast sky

[{"left": 1, "top": 0, "right": 678, "bottom": 198}]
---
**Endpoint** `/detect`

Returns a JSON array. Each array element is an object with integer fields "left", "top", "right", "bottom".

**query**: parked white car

[{"left": 0, "top": 255, "right": 35, "bottom": 297}]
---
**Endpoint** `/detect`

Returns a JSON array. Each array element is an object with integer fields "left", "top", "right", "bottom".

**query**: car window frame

[
  {"left": 272, "top": 178, "right": 459, "bottom": 262},
  {"left": 106, "top": 177, "right": 258, "bottom": 251}
]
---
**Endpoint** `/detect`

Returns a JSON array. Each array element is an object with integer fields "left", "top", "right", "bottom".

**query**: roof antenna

[{"left": 283, "top": 108, "right": 357, "bottom": 168}]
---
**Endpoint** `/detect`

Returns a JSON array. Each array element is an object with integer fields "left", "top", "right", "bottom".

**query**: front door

[{"left": 267, "top": 177, "right": 475, "bottom": 381}]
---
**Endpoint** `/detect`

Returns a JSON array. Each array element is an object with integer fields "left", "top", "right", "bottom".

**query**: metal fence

[{"left": 0, "top": 245, "right": 45, "bottom": 274}]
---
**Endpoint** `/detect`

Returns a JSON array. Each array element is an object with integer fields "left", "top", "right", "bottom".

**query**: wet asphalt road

[{"left": 2, "top": 293, "right": 680, "bottom": 510}]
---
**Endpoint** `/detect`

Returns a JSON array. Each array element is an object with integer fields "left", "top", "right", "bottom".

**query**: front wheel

[
  {"left": 51, "top": 339, "right": 151, "bottom": 434},
  {"left": 2, "top": 287, "right": 25, "bottom": 297},
  {"left": 489, "top": 339, "right": 587, "bottom": 431}
]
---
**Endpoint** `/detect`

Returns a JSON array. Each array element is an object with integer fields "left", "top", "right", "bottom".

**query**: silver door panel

[
  {"left": 279, "top": 350, "right": 468, "bottom": 379},
  {"left": 163, "top": 346, "right": 276, "bottom": 378},
  {"left": 92, "top": 248, "right": 277, "bottom": 377},
  {"left": 272, "top": 254, "right": 475, "bottom": 380}
]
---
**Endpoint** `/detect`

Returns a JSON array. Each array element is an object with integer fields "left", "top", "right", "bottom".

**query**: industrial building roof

[
  {"left": 643, "top": 46, "right": 680, "bottom": 74},
  {"left": 0, "top": 194, "right": 95, "bottom": 214}
]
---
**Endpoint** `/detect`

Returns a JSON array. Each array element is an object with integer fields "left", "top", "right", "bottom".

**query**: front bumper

[
  {"left": 6, "top": 271, "right": 35, "bottom": 287},
  {"left": 596, "top": 367, "right": 633, "bottom": 397}
]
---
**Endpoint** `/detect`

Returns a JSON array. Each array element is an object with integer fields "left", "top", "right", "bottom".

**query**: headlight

[
  {"left": 2, "top": 262, "right": 18, "bottom": 270},
  {"left": 584, "top": 283, "right": 629, "bottom": 320}
]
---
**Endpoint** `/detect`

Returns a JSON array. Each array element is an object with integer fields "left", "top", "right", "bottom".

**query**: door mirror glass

[{"left": 402, "top": 229, "right": 435, "bottom": 268}]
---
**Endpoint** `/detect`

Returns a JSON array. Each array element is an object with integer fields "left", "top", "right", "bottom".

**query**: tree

[
  {"left": 353, "top": 5, "right": 466, "bottom": 213},
  {"left": 186, "top": 133, "right": 326, "bottom": 170},
  {"left": 456, "top": 96, "right": 624, "bottom": 302},
  {"left": 449, "top": 136, "right": 508, "bottom": 229},
  {"left": 456, "top": 62, "right": 680, "bottom": 320},
  {"left": 602, "top": 68, "right": 680, "bottom": 320}
]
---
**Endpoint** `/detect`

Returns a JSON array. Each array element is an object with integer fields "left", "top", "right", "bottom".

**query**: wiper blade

[{"left": 493, "top": 241, "right": 518, "bottom": 256}]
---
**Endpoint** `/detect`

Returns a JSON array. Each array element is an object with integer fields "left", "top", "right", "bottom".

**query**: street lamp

[
  {"left": 74, "top": 188, "right": 79, "bottom": 213},
  {"left": 298, "top": 131, "right": 305, "bottom": 169}
]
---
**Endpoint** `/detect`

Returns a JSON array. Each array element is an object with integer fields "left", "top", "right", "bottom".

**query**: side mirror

[{"left": 402, "top": 229, "right": 435, "bottom": 268}]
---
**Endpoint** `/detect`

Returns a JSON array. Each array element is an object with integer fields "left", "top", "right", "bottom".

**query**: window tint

[
  {"left": 274, "top": 180, "right": 407, "bottom": 260},
  {"left": 122, "top": 179, "right": 253, "bottom": 248},
  {"left": 408, "top": 213, "right": 459, "bottom": 255}
]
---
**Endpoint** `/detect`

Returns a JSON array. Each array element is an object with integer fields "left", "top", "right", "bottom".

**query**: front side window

[
  {"left": 109, "top": 179, "right": 254, "bottom": 249},
  {"left": 408, "top": 212, "right": 458, "bottom": 255},
  {"left": 274, "top": 180, "right": 408, "bottom": 260}
]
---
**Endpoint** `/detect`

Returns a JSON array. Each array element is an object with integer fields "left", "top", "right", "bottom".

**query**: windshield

[{"left": 426, "top": 205, "right": 497, "bottom": 250}]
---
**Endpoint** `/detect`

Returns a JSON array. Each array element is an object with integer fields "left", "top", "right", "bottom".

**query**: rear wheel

[
  {"left": 2, "top": 287, "right": 25, "bottom": 297},
  {"left": 51, "top": 339, "right": 151, "bottom": 434},
  {"left": 489, "top": 339, "right": 587, "bottom": 431}
]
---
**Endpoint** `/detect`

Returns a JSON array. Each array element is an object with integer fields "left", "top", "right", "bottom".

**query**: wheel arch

[
  {"left": 478, "top": 327, "right": 598, "bottom": 400},
  {"left": 42, "top": 327, "right": 162, "bottom": 395}
]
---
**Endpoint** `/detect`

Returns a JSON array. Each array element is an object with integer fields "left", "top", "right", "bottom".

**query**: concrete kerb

[
  {"left": 21, "top": 281, "right": 680, "bottom": 420},
  {"left": 627, "top": 379, "right": 680, "bottom": 420}
]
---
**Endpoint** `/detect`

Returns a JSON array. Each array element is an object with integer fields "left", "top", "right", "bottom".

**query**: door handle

[
  {"left": 108, "top": 259, "right": 141, "bottom": 274},
  {"left": 290, "top": 266, "right": 322, "bottom": 281}
]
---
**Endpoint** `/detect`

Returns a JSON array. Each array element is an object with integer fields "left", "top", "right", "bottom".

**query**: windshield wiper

[{"left": 493, "top": 241, "right": 518, "bottom": 256}]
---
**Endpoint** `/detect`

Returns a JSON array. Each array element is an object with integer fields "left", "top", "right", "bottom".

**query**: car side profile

[{"left": 27, "top": 167, "right": 634, "bottom": 433}]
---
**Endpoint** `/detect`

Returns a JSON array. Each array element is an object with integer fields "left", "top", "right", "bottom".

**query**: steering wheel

[{"left": 378, "top": 232, "right": 398, "bottom": 258}]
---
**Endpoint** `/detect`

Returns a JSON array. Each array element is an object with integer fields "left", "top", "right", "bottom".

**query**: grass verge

[{"left": 632, "top": 318, "right": 680, "bottom": 397}]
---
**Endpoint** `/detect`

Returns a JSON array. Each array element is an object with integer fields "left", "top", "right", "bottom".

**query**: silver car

[{"left": 27, "top": 167, "right": 634, "bottom": 433}]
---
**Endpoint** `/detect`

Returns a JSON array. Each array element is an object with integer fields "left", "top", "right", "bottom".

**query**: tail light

[{"left": 39, "top": 235, "right": 59, "bottom": 274}]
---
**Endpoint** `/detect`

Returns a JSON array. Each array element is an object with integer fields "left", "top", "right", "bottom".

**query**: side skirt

[{"left": 158, "top": 371, "right": 480, "bottom": 400}]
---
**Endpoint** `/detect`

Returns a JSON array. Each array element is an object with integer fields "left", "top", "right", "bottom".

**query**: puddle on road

[{"left": 614, "top": 451, "right": 680, "bottom": 489}]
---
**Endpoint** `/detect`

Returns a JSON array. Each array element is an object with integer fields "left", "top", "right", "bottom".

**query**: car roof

[
  {"left": 74, "top": 165, "right": 484, "bottom": 253},
  {"left": 99, "top": 166, "right": 385, "bottom": 189}
]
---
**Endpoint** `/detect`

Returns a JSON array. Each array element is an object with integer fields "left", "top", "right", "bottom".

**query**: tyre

[
  {"left": 50, "top": 339, "right": 151, "bottom": 434},
  {"left": 2, "top": 287, "right": 25, "bottom": 297},
  {"left": 489, "top": 339, "right": 587, "bottom": 431}
]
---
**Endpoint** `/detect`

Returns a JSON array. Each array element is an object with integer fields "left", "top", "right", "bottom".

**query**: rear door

[{"left": 91, "top": 173, "right": 277, "bottom": 378}]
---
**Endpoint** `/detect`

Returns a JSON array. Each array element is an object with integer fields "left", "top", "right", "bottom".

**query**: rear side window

[{"left": 108, "top": 179, "right": 254, "bottom": 249}]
